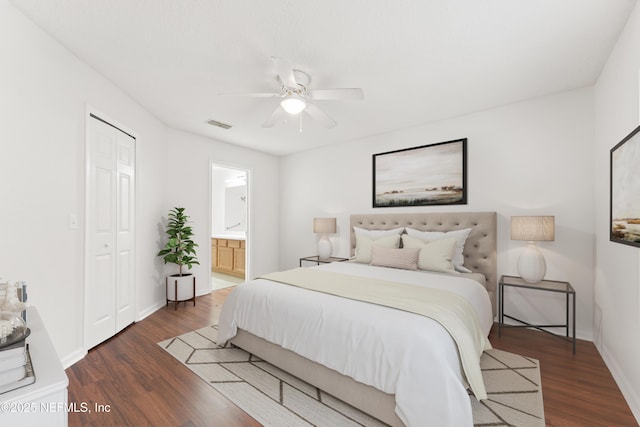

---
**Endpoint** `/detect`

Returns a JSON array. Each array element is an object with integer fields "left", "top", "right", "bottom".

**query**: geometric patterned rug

[{"left": 159, "top": 325, "right": 544, "bottom": 427}]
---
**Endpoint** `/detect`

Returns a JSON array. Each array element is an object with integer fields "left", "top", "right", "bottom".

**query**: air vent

[{"left": 205, "top": 119, "right": 232, "bottom": 130}]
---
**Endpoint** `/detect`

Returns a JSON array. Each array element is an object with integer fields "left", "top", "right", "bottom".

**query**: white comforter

[{"left": 218, "top": 262, "right": 493, "bottom": 427}]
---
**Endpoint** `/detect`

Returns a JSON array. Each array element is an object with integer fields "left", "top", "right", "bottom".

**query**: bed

[{"left": 218, "top": 212, "right": 497, "bottom": 427}]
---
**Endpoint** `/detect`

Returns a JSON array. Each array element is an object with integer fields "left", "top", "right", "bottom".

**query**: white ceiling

[{"left": 11, "top": 0, "right": 636, "bottom": 156}]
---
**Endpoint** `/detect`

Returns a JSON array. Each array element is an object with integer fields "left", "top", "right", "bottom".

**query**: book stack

[
  {"left": 0, "top": 341, "right": 34, "bottom": 395},
  {"left": 0, "top": 281, "right": 34, "bottom": 395}
]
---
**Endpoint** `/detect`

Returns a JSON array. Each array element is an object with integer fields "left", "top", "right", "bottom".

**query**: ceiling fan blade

[
  {"left": 310, "top": 88, "right": 364, "bottom": 100},
  {"left": 304, "top": 103, "right": 337, "bottom": 128},
  {"left": 219, "top": 92, "right": 280, "bottom": 98},
  {"left": 271, "top": 56, "right": 297, "bottom": 88},
  {"left": 262, "top": 105, "right": 286, "bottom": 128}
]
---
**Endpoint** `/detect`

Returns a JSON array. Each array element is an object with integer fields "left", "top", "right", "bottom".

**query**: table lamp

[
  {"left": 313, "top": 218, "right": 336, "bottom": 260},
  {"left": 510, "top": 216, "right": 555, "bottom": 283}
]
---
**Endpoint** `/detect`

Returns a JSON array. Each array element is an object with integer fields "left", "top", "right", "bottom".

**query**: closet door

[
  {"left": 115, "top": 131, "right": 135, "bottom": 332},
  {"left": 85, "top": 115, "right": 135, "bottom": 350}
]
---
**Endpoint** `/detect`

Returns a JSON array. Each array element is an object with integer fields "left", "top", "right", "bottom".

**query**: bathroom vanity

[{"left": 211, "top": 237, "right": 245, "bottom": 278}]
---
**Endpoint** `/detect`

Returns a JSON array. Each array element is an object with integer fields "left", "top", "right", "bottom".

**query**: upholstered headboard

[{"left": 350, "top": 212, "right": 497, "bottom": 314}]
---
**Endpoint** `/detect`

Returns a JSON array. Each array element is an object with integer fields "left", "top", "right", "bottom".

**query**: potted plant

[{"left": 158, "top": 207, "right": 199, "bottom": 307}]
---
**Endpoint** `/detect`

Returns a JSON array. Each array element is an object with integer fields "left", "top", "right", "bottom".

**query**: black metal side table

[
  {"left": 499, "top": 275, "right": 576, "bottom": 354},
  {"left": 299, "top": 255, "right": 349, "bottom": 267}
]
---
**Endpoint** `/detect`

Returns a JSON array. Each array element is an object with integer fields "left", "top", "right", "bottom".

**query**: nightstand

[
  {"left": 299, "top": 255, "right": 349, "bottom": 267},
  {"left": 499, "top": 275, "right": 576, "bottom": 354}
]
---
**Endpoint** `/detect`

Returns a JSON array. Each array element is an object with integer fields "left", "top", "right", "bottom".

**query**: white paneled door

[{"left": 85, "top": 115, "right": 135, "bottom": 350}]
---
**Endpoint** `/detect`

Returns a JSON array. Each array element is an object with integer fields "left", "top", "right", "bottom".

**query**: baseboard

[
  {"left": 599, "top": 344, "right": 640, "bottom": 424},
  {"left": 62, "top": 347, "right": 87, "bottom": 369},
  {"left": 64, "top": 295, "right": 206, "bottom": 368},
  {"left": 498, "top": 318, "right": 594, "bottom": 342},
  {"left": 136, "top": 290, "right": 211, "bottom": 321},
  {"left": 137, "top": 300, "right": 166, "bottom": 322},
  {"left": 196, "top": 288, "right": 212, "bottom": 297}
]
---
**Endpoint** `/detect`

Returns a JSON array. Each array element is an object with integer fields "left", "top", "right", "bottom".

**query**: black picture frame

[
  {"left": 610, "top": 125, "right": 640, "bottom": 248},
  {"left": 372, "top": 138, "right": 467, "bottom": 208}
]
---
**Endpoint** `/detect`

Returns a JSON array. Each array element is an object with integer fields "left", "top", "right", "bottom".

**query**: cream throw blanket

[{"left": 260, "top": 267, "right": 490, "bottom": 400}]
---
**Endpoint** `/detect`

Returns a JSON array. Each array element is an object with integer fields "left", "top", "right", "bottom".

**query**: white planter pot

[{"left": 166, "top": 273, "right": 195, "bottom": 302}]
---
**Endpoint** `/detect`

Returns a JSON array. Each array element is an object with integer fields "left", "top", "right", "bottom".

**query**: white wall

[
  {"left": 280, "top": 87, "right": 595, "bottom": 340},
  {"left": 0, "top": 1, "right": 168, "bottom": 365},
  {"left": 211, "top": 167, "right": 231, "bottom": 236},
  {"left": 594, "top": 2, "right": 640, "bottom": 420},
  {"left": 166, "top": 128, "right": 280, "bottom": 290}
]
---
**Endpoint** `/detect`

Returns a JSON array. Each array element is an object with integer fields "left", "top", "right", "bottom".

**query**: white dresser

[{"left": 0, "top": 307, "right": 69, "bottom": 427}]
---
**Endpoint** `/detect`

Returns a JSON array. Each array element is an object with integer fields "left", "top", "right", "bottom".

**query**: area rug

[{"left": 159, "top": 325, "right": 544, "bottom": 427}]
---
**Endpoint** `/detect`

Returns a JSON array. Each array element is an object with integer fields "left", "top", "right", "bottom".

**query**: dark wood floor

[
  {"left": 66, "top": 289, "right": 638, "bottom": 427},
  {"left": 488, "top": 326, "right": 637, "bottom": 427}
]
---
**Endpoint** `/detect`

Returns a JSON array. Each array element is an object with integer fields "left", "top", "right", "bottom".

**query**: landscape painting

[
  {"left": 373, "top": 139, "right": 467, "bottom": 207},
  {"left": 610, "top": 125, "right": 640, "bottom": 248}
]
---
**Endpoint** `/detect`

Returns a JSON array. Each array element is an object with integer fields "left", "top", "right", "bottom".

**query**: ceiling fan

[{"left": 222, "top": 57, "right": 364, "bottom": 129}]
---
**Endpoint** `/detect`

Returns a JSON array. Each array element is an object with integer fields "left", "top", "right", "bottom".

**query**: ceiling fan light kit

[{"left": 280, "top": 94, "right": 306, "bottom": 115}]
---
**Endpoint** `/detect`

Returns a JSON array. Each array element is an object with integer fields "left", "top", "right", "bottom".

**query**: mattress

[{"left": 218, "top": 261, "right": 493, "bottom": 427}]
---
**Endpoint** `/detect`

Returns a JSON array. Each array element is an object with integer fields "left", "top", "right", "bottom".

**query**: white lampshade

[
  {"left": 281, "top": 94, "right": 306, "bottom": 115},
  {"left": 313, "top": 218, "right": 336, "bottom": 259},
  {"left": 511, "top": 216, "right": 555, "bottom": 284},
  {"left": 511, "top": 216, "right": 555, "bottom": 242},
  {"left": 313, "top": 218, "right": 336, "bottom": 234}
]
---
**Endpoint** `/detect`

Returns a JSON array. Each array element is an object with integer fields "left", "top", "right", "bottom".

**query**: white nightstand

[{"left": 0, "top": 307, "right": 69, "bottom": 426}]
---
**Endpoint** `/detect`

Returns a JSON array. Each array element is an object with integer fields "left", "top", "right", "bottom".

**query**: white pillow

[
  {"left": 401, "top": 235, "right": 458, "bottom": 274},
  {"left": 405, "top": 228, "right": 472, "bottom": 273},
  {"left": 369, "top": 246, "right": 419, "bottom": 270},
  {"left": 354, "top": 234, "right": 401, "bottom": 264},
  {"left": 353, "top": 226, "right": 404, "bottom": 239}
]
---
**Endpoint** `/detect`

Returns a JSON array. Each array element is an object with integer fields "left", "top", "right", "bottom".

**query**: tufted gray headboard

[{"left": 350, "top": 212, "right": 497, "bottom": 314}]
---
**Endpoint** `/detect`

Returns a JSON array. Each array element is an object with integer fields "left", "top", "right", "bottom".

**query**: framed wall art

[
  {"left": 373, "top": 138, "right": 467, "bottom": 208},
  {"left": 610, "top": 125, "right": 640, "bottom": 248}
]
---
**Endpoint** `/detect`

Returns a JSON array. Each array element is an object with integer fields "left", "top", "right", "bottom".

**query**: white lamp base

[
  {"left": 517, "top": 242, "right": 546, "bottom": 284},
  {"left": 317, "top": 235, "right": 333, "bottom": 259}
]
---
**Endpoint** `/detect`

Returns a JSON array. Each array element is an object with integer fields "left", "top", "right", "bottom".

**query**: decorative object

[
  {"left": 373, "top": 138, "right": 467, "bottom": 207},
  {"left": 313, "top": 217, "right": 336, "bottom": 259},
  {"left": 0, "top": 312, "right": 29, "bottom": 347},
  {"left": 610, "top": 124, "right": 640, "bottom": 248},
  {"left": 0, "top": 280, "right": 28, "bottom": 333},
  {"left": 0, "top": 281, "right": 28, "bottom": 315},
  {"left": 0, "top": 279, "right": 29, "bottom": 344},
  {"left": 511, "top": 216, "right": 555, "bottom": 284},
  {"left": 160, "top": 326, "right": 544, "bottom": 427},
  {"left": 158, "top": 207, "right": 199, "bottom": 307}
]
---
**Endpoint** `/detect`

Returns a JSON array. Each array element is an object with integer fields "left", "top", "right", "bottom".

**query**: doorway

[{"left": 211, "top": 164, "right": 249, "bottom": 290}]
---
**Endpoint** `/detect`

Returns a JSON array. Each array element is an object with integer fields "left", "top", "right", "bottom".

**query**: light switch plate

[{"left": 68, "top": 213, "right": 78, "bottom": 229}]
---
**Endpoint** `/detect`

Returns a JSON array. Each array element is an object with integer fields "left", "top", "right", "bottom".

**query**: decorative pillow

[
  {"left": 405, "top": 228, "right": 472, "bottom": 273},
  {"left": 369, "top": 246, "right": 419, "bottom": 270},
  {"left": 401, "top": 235, "right": 459, "bottom": 274},
  {"left": 353, "top": 226, "right": 404, "bottom": 239},
  {"left": 354, "top": 234, "right": 401, "bottom": 264}
]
